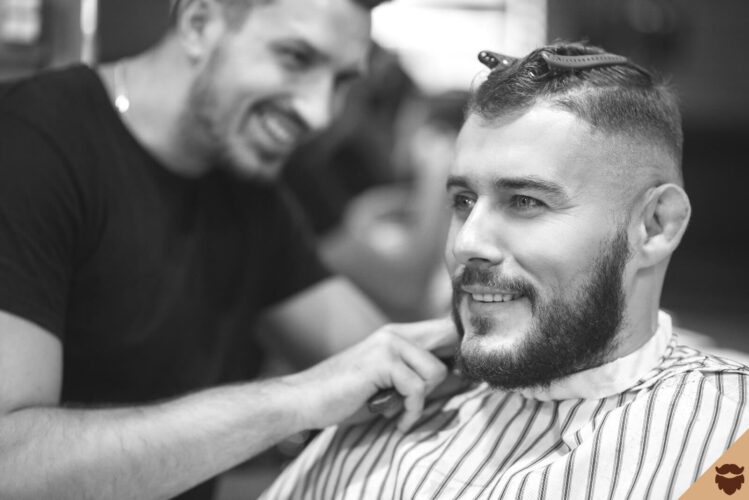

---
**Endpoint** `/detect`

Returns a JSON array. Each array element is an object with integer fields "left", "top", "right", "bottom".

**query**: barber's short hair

[
  {"left": 470, "top": 41, "right": 683, "bottom": 173},
  {"left": 171, "top": 0, "right": 387, "bottom": 30}
]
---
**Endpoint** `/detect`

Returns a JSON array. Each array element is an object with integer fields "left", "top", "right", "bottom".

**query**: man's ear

[
  {"left": 635, "top": 183, "right": 691, "bottom": 267},
  {"left": 173, "top": 0, "right": 225, "bottom": 62}
]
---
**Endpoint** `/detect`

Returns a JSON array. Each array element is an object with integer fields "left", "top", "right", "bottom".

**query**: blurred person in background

[
  {"left": 302, "top": 90, "right": 467, "bottom": 321},
  {"left": 0, "top": 0, "right": 457, "bottom": 498},
  {"left": 261, "top": 41, "right": 749, "bottom": 500},
  {"left": 282, "top": 43, "right": 467, "bottom": 321}
]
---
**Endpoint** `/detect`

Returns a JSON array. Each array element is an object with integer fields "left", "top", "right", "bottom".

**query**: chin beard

[{"left": 453, "top": 228, "right": 630, "bottom": 391}]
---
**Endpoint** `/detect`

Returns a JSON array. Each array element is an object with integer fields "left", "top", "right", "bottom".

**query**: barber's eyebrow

[
  {"left": 447, "top": 175, "right": 571, "bottom": 202},
  {"left": 280, "top": 38, "right": 325, "bottom": 62},
  {"left": 278, "top": 38, "right": 365, "bottom": 83}
]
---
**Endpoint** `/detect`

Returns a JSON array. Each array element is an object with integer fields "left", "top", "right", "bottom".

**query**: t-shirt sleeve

[
  {"left": 0, "top": 112, "right": 83, "bottom": 337},
  {"left": 258, "top": 184, "right": 332, "bottom": 308}
]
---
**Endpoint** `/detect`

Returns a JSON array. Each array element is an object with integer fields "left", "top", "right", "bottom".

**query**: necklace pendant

[{"left": 115, "top": 94, "right": 130, "bottom": 113}]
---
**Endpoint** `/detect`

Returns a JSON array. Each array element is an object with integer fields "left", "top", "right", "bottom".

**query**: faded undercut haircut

[
  {"left": 171, "top": 0, "right": 387, "bottom": 31},
  {"left": 470, "top": 41, "right": 684, "bottom": 184}
]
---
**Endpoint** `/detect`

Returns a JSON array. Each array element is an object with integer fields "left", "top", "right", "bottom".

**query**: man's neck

[
  {"left": 607, "top": 276, "right": 664, "bottom": 364},
  {"left": 98, "top": 44, "right": 212, "bottom": 178}
]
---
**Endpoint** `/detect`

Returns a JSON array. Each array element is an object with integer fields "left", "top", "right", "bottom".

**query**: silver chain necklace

[{"left": 113, "top": 62, "right": 130, "bottom": 114}]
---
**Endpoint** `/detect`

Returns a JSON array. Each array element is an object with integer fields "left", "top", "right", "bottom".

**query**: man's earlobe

[
  {"left": 175, "top": 0, "right": 222, "bottom": 61},
  {"left": 638, "top": 184, "right": 691, "bottom": 267}
]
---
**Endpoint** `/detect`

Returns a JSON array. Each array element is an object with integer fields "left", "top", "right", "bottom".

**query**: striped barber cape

[{"left": 261, "top": 312, "right": 749, "bottom": 500}]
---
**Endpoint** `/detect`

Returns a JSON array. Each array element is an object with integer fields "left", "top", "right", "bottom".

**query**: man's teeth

[
  {"left": 471, "top": 293, "right": 519, "bottom": 303},
  {"left": 261, "top": 112, "right": 298, "bottom": 145}
]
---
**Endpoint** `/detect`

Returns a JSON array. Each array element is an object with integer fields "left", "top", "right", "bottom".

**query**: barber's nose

[
  {"left": 294, "top": 75, "right": 335, "bottom": 132},
  {"left": 451, "top": 204, "right": 505, "bottom": 266}
]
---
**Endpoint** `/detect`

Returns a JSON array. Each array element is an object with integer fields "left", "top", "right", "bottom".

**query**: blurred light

[
  {"left": 624, "top": 0, "right": 677, "bottom": 35},
  {"left": 372, "top": 0, "right": 546, "bottom": 94},
  {"left": 0, "top": 0, "right": 42, "bottom": 45},
  {"left": 80, "top": 0, "right": 98, "bottom": 64}
]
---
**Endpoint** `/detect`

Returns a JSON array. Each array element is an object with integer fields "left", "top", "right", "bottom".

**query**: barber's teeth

[
  {"left": 262, "top": 113, "right": 295, "bottom": 144},
  {"left": 470, "top": 293, "right": 519, "bottom": 303}
]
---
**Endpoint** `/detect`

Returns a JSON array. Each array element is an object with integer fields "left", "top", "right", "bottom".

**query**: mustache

[
  {"left": 451, "top": 266, "right": 537, "bottom": 301},
  {"left": 716, "top": 464, "right": 745, "bottom": 475}
]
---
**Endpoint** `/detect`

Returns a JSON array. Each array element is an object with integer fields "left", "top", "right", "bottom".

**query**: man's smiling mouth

[
  {"left": 470, "top": 293, "right": 522, "bottom": 303},
  {"left": 461, "top": 286, "right": 524, "bottom": 304},
  {"left": 257, "top": 107, "right": 304, "bottom": 147}
]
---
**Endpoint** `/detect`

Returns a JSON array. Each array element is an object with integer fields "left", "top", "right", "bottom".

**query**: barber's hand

[
  {"left": 378, "top": 316, "right": 459, "bottom": 359},
  {"left": 287, "top": 323, "right": 450, "bottom": 433},
  {"left": 366, "top": 317, "right": 463, "bottom": 417}
]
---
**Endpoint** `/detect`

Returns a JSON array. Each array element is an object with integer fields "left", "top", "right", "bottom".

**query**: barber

[{"left": 0, "top": 0, "right": 453, "bottom": 498}]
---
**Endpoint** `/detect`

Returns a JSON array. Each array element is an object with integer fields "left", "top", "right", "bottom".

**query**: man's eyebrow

[
  {"left": 287, "top": 38, "right": 326, "bottom": 61},
  {"left": 446, "top": 175, "right": 470, "bottom": 191},
  {"left": 447, "top": 175, "right": 570, "bottom": 201},
  {"left": 495, "top": 177, "right": 568, "bottom": 199},
  {"left": 281, "top": 38, "right": 365, "bottom": 82}
]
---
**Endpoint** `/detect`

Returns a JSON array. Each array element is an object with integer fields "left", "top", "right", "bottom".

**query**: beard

[
  {"left": 178, "top": 44, "right": 281, "bottom": 183},
  {"left": 452, "top": 228, "right": 630, "bottom": 391},
  {"left": 180, "top": 47, "right": 232, "bottom": 169}
]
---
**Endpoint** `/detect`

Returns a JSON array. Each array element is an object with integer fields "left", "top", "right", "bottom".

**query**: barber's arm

[
  {"left": 256, "top": 274, "right": 458, "bottom": 370},
  {"left": 0, "top": 308, "right": 447, "bottom": 500},
  {"left": 256, "top": 276, "right": 387, "bottom": 369}
]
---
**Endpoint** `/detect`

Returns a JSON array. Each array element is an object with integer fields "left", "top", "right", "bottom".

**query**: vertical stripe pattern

[{"left": 262, "top": 341, "right": 749, "bottom": 500}]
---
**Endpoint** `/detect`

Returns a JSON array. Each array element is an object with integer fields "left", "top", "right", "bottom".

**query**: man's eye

[
  {"left": 511, "top": 195, "right": 544, "bottom": 211},
  {"left": 278, "top": 48, "right": 312, "bottom": 70},
  {"left": 450, "top": 194, "right": 475, "bottom": 214}
]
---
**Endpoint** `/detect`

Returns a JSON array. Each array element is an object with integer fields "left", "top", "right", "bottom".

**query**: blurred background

[{"left": 1, "top": 0, "right": 747, "bottom": 497}]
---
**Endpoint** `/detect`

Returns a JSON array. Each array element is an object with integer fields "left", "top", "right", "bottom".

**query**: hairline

[{"left": 469, "top": 93, "right": 683, "bottom": 184}]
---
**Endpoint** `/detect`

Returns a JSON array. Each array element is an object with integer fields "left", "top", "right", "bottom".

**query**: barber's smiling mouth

[{"left": 249, "top": 104, "right": 307, "bottom": 153}]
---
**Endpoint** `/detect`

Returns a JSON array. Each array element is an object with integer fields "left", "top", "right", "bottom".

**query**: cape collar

[{"left": 516, "top": 311, "right": 673, "bottom": 401}]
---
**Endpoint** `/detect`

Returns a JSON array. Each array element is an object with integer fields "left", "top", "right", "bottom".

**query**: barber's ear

[
  {"left": 174, "top": 0, "right": 225, "bottom": 62},
  {"left": 634, "top": 184, "right": 691, "bottom": 267}
]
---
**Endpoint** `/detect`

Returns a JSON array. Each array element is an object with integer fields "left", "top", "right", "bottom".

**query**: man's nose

[
  {"left": 293, "top": 74, "right": 335, "bottom": 132},
  {"left": 451, "top": 204, "right": 505, "bottom": 266}
]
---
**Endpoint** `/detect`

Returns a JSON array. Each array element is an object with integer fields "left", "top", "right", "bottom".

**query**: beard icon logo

[{"left": 716, "top": 464, "right": 745, "bottom": 495}]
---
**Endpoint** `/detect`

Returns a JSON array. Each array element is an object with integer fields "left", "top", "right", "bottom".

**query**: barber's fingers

[
  {"left": 382, "top": 316, "right": 458, "bottom": 358},
  {"left": 388, "top": 363, "right": 426, "bottom": 432},
  {"left": 394, "top": 335, "right": 449, "bottom": 394},
  {"left": 294, "top": 327, "right": 449, "bottom": 431},
  {"left": 386, "top": 337, "right": 448, "bottom": 431}
]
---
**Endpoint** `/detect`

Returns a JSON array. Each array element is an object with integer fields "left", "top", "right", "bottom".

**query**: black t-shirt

[{"left": 0, "top": 64, "right": 330, "bottom": 404}]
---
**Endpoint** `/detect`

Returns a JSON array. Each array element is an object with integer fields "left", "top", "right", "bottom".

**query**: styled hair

[
  {"left": 171, "top": 0, "right": 387, "bottom": 30},
  {"left": 470, "top": 42, "right": 683, "bottom": 177}
]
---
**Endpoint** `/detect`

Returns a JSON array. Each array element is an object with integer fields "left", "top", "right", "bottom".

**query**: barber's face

[
  {"left": 446, "top": 107, "right": 631, "bottom": 389},
  {"left": 184, "top": 0, "right": 371, "bottom": 179}
]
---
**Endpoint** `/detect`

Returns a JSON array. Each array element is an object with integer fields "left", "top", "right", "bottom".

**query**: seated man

[{"left": 260, "top": 42, "right": 749, "bottom": 500}]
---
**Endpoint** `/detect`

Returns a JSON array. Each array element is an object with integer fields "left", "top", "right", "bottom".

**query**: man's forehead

[
  {"left": 452, "top": 106, "right": 644, "bottom": 206},
  {"left": 455, "top": 108, "right": 589, "bottom": 176}
]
